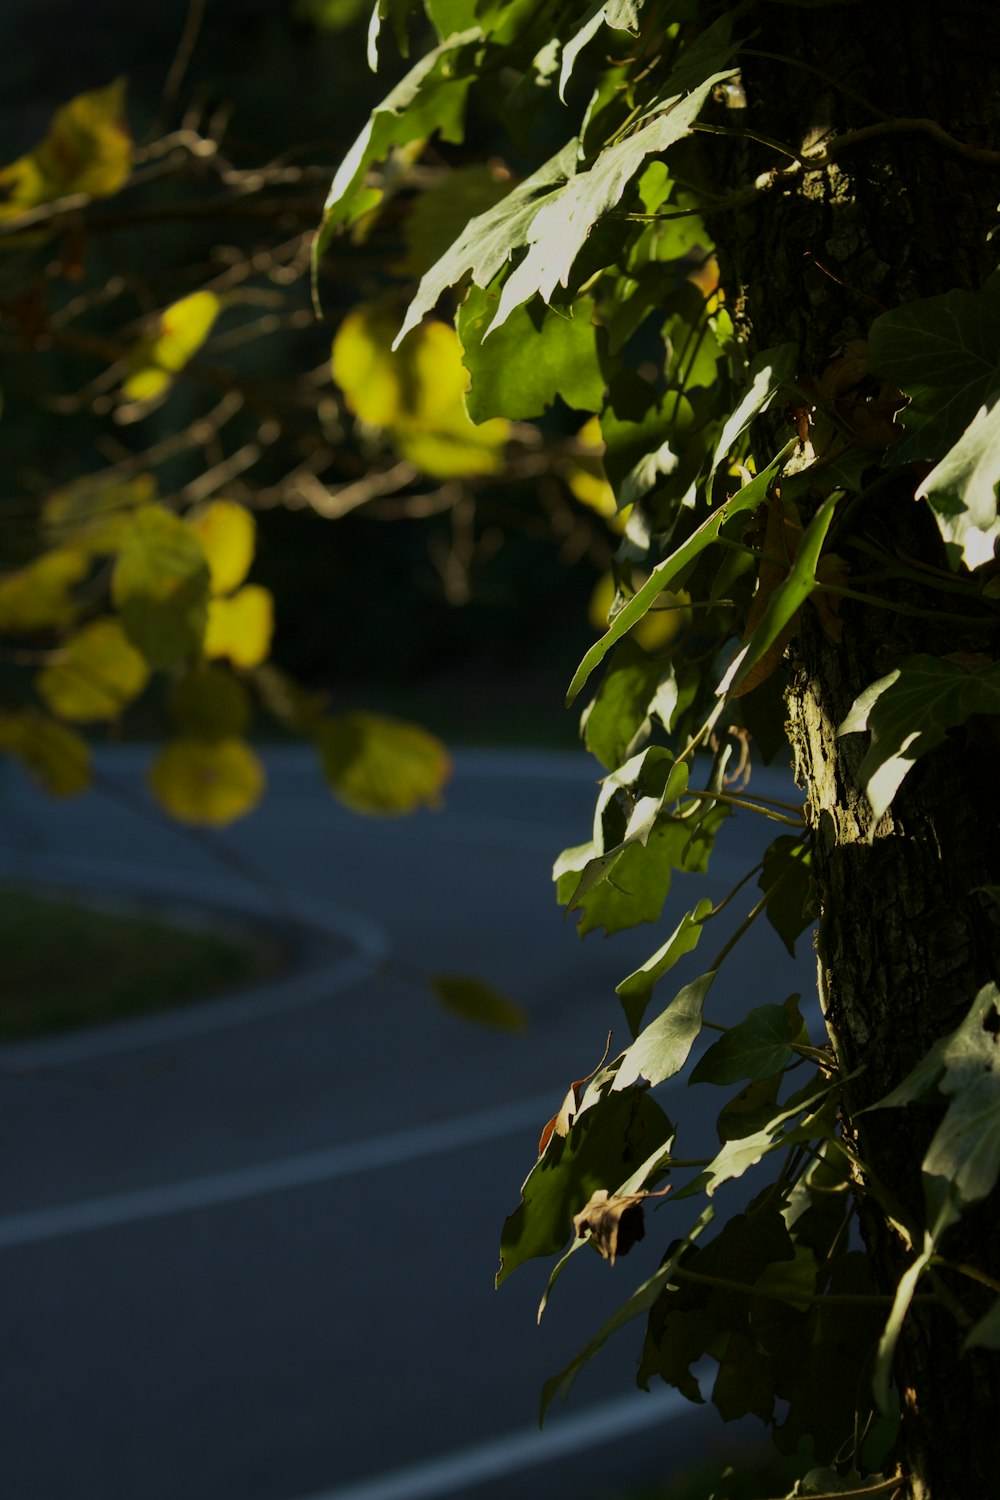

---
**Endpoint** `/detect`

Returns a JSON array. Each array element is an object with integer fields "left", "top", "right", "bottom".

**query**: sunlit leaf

[
  {"left": 111, "top": 503, "right": 210, "bottom": 668},
  {"left": 43, "top": 474, "right": 156, "bottom": 556},
  {"left": 0, "top": 549, "right": 87, "bottom": 634},
  {"left": 399, "top": 162, "right": 512, "bottom": 276},
  {"left": 318, "top": 710, "right": 451, "bottom": 815},
  {"left": 122, "top": 290, "right": 222, "bottom": 402},
  {"left": 915, "top": 395, "right": 1000, "bottom": 570},
  {"left": 616, "top": 901, "right": 713, "bottom": 1035},
  {"left": 186, "top": 500, "right": 256, "bottom": 596},
  {"left": 838, "top": 654, "right": 1000, "bottom": 827},
  {"left": 204, "top": 586, "right": 274, "bottom": 668},
  {"left": 612, "top": 972, "right": 714, "bottom": 1091},
  {"left": 458, "top": 287, "right": 606, "bottom": 421},
  {"left": 0, "top": 710, "right": 91, "bottom": 796},
  {"left": 587, "top": 574, "right": 691, "bottom": 655},
  {"left": 0, "top": 78, "right": 131, "bottom": 217},
  {"left": 706, "top": 343, "right": 798, "bottom": 478},
  {"left": 36, "top": 618, "right": 149, "bottom": 722},
  {"left": 431, "top": 974, "right": 528, "bottom": 1032},
  {"left": 148, "top": 737, "right": 265, "bottom": 826}
]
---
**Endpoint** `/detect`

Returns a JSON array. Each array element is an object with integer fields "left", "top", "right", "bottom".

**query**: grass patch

[{"left": 0, "top": 883, "right": 279, "bottom": 1042}]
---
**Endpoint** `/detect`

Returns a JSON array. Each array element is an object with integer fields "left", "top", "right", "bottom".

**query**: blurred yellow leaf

[
  {"left": 318, "top": 711, "right": 451, "bottom": 816},
  {"left": 331, "top": 307, "right": 508, "bottom": 478},
  {"left": 122, "top": 290, "right": 221, "bottom": 402},
  {"left": 431, "top": 974, "right": 529, "bottom": 1033},
  {"left": 187, "top": 500, "right": 255, "bottom": 596},
  {"left": 111, "top": 503, "right": 210, "bottom": 668},
  {"left": 589, "top": 572, "right": 691, "bottom": 652},
  {"left": 43, "top": 474, "right": 156, "bottom": 556},
  {"left": 0, "top": 549, "right": 87, "bottom": 634},
  {"left": 148, "top": 737, "right": 265, "bottom": 826},
  {"left": 36, "top": 618, "right": 149, "bottom": 722},
  {"left": 0, "top": 78, "right": 131, "bottom": 218},
  {"left": 168, "top": 665, "right": 252, "bottom": 740},
  {"left": 204, "top": 585, "right": 274, "bottom": 668},
  {"left": 0, "top": 710, "right": 91, "bottom": 796}
]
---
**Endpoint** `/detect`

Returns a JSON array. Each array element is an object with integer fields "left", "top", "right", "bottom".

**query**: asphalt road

[{"left": 0, "top": 747, "right": 816, "bottom": 1500}]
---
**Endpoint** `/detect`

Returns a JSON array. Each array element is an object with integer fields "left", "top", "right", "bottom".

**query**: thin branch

[{"left": 158, "top": 0, "right": 209, "bottom": 130}]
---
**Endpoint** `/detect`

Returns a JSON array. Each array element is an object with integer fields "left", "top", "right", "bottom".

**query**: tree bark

[{"left": 707, "top": 4, "right": 1000, "bottom": 1495}]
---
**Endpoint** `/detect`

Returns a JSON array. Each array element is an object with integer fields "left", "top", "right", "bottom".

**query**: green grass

[{"left": 0, "top": 884, "right": 278, "bottom": 1041}]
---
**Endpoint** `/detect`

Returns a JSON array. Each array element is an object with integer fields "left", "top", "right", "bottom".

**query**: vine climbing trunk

[{"left": 709, "top": 5, "right": 1000, "bottom": 1496}]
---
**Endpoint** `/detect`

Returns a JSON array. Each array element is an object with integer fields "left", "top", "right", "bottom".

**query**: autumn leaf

[{"left": 572, "top": 1184, "right": 670, "bottom": 1265}]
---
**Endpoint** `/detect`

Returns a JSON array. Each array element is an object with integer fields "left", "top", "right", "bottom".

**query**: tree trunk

[{"left": 707, "top": 5, "right": 1000, "bottom": 1495}]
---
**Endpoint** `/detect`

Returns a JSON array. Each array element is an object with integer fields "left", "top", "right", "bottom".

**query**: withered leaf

[{"left": 572, "top": 1184, "right": 670, "bottom": 1266}]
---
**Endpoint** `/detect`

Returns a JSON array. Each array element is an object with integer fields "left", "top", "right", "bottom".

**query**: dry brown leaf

[
  {"left": 536, "top": 1032, "right": 613, "bottom": 1158},
  {"left": 572, "top": 1185, "right": 670, "bottom": 1265}
]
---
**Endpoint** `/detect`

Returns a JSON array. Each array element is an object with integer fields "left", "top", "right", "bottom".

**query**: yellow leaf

[
  {"left": 431, "top": 974, "right": 528, "bottom": 1033},
  {"left": 111, "top": 503, "right": 210, "bottom": 668},
  {"left": 43, "top": 474, "right": 156, "bottom": 556},
  {"left": 204, "top": 586, "right": 274, "bottom": 668},
  {"left": 331, "top": 307, "right": 508, "bottom": 478},
  {"left": 148, "top": 738, "right": 265, "bottom": 826},
  {"left": 186, "top": 500, "right": 255, "bottom": 596},
  {"left": 0, "top": 79, "right": 131, "bottom": 217},
  {"left": 0, "top": 710, "right": 91, "bottom": 797},
  {"left": 168, "top": 665, "right": 252, "bottom": 740},
  {"left": 36, "top": 618, "right": 149, "bottom": 722},
  {"left": 317, "top": 711, "right": 451, "bottom": 816},
  {"left": 588, "top": 572, "right": 690, "bottom": 652},
  {"left": 122, "top": 290, "right": 221, "bottom": 402},
  {"left": 0, "top": 549, "right": 87, "bottom": 634}
]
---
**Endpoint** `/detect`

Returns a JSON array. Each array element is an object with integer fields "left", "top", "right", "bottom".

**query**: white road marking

[
  {"left": 0, "top": 1091, "right": 554, "bottom": 1249},
  {"left": 290, "top": 1389, "right": 690, "bottom": 1500}
]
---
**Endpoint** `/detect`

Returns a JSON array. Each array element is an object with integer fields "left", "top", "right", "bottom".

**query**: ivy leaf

[
  {"left": 962, "top": 1296, "right": 1000, "bottom": 1354},
  {"left": 319, "top": 27, "right": 480, "bottom": 242},
  {"left": 872, "top": 1186, "right": 961, "bottom": 1414},
  {"left": 717, "top": 489, "right": 841, "bottom": 700},
  {"left": 497, "top": 1086, "right": 674, "bottom": 1284},
  {"left": 111, "top": 503, "right": 211, "bottom": 669},
  {"left": 567, "top": 443, "right": 795, "bottom": 703},
  {"left": 612, "top": 972, "right": 715, "bottom": 1091},
  {"left": 867, "top": 278, "right": 1000, "bottom": 465},
  {"left": 677, "top": 1079, "right": 836, "bottom": 1201},
  {"left": 838, "top": 654, "right": 1000, "bottom": 827},
  {"left": 399, "top": 163, "right": 511, "bottom": 276},
  {"left": 396, "top": 141, "right": 578, "bottom": 344},
  {"left": 600, "top": 373, "right": 697, "bottom": 508},
  {"left": 616, "top": 901, "right": 714, "bottom": 1036},
  {"left": 488, "top": 78, "right": 724, "bottom": 333},
  {"left": 706, "top": 343, "right": 798, "bottom": 478},
  {"left": 758, "top": 835, "right": 813, "bottom": 956},
  {"left": 915, "top": 392, "right": 1000, "bottom": 570},
  {"left": 558, "top": 0, "right": 641, "bottom": 101},
  {"left": 430, "top": 974, "right": 528, "bottom": 1032},
  {"left": 458, "top": 288, "right": 606, "bottom": 421},
  {"left": 716, "top": 1074, "right": 783, "bottom": 1142},
  {"left": 581, "top": 639, "right": 670, "bottom": 771},
  {"left": 921, "top": 982, "right": 1000, "bottom": 1206},
  {"left": 690, "top": 1004, "right": 799, "bottom": 1087},
  {"left": 539, "top": 1204, "right": 716, "bottom": 1420}
]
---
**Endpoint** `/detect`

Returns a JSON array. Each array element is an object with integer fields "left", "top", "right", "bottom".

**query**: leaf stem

[
  {"left": 814, "top": 583, "right": 995, "bottom": 627},
  {"left": 682, "top": 786, "right": 803, "bottom": 826},
  {"left": 930, "top": 1257, "right": 1000, "bottom": 1297},
  {"left": 707, "top": 887, "right": 771, "bottom": 972},
  {"left": 669, "top": 1265, "right": 932, "bottom": 1308},
  {"left": 757, "top": 1476, "right": 903, "bottom": 1500}
]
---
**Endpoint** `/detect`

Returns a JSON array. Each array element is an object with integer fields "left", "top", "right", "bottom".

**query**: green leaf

[
  {"left": 706, "top": 344, "right": 799, "bottom": 478},
  {"left": 148, "top": 737, "right": 266, "bottom": 827},
  {"left": 399, "top": 163, "right": 512, "bottom": 276},
  {"left": 872, "top": 1188, "right": 961, "bottom": 1414},
  {"left": 717, "top": 489, "right": 841, "bottom": 699},
  {"left": 612, "top": 972, "right": 715, "bottom": 1091},
  {"left": 600, "top": 374, "right": 697, "bottom": 508},
  {"left": 567, "top": 443, "right": 795, "bottom": 704},
  {"left": 557, "top": 0, "right": 641, "bottom": 101},
  {"left": 555, "top": 817, "right": 694, "bottom": 936},
  {"left": 497, "top": 1085, "right": 673, "bottom": 1284},
  {"left": 111, "top": 503, "right": 211, "bottom": 669},
  {"left": 488, "top": 78, "right": 725, "bottom": 332},
  {"left": 0, "top": 710, "right": 91, "bottom": 797},
  {"left": 920, "top": 982, "right": 1000, "bottom": 1205},
  {"left": 867, "top": 278, "right": 1000, "bottom": 465},
  {"left": 539, "top": 1204, "right": 716, "bottom": 1419},
  {"left": 431, "top": 974, "right": 528, "bottom": 1032},
  {"left": 35, "top": 618, "right": 149, "bottom": 722},
  {"left": 168, "top": 665, "right": 253, "bottom": 741},
  {"left": 838, "top": 654, "right": 1000, "bottom": 827},
  {"left": 581, "top": 639, "right": 669, "bottom": 771},
  {"left": 318, "top": 711, "right": 452, "bottom": 815},
  {"left": 915, "top": 392, "right": 1000, "bottom": 570},
  {"left": 690, "top": 1004, "right": 798, "bottom": 1087},
  {"left": 458, "top": 288, "right": 606, "bottom": 421},
  {"left": 962, "top": 1296, "right": 1000, "bottom": 1354},
  {"left": 319, "top": 27, "right": 480, "bottom": 240},
  {"left": 616, "top": 901, "right": 713, "bottom": 1035},
  {"left": 716, "top": 1074, "right": 783, "bottom": 1142},
  {"left": 396, "top": 141, "right": 578, "bottom": 345},
  {"left": 678, "top": 1079, "right": 836, "bottom": 1201},
  {"left": 758, "top": 834, "right": 813, "bottom": 956}
]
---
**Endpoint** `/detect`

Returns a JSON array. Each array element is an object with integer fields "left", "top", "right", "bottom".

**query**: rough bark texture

[{"left": 707, "top": 3, "right": 1000, "bottom": 1495}]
